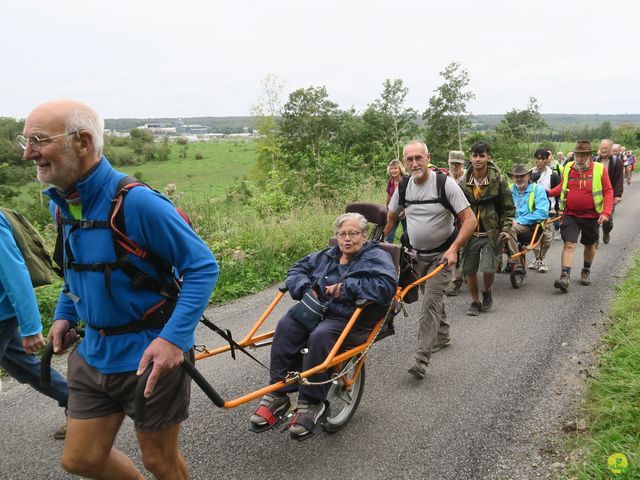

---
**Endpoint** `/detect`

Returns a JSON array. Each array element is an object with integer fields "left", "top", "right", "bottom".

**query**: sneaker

[
  {"left": 431, "top": 337, "right": 451, "bottom": 353},
  {"left": 289, "top": 400, "right": 326, "bottom": 437},
  {"left": 603, "top": 231, "right": 610, "bottom": 244},
  {"left": 553, "top": 231, "right": 561, "bottom": 241},
  {"left": 538, "top": 261, "right": 549, "bottom": 273},
  {"left": 53, "top": 423, "right": 66, "bottom": 440},
  {"left": 408, "top": 361, "right": 428, "bottom": 379},
  {"left": 481, "top": 290, "right": 493, "bottom": 312},
  {"left": 554, "top": 275, "right": 570, "bottom": 293},
  {"left": 250, "top": 393, "right": 291, "bottom": 430},
  {"left": 580, "top": 268, "right": 591, "bottom": 286},
  {"left": 528, "top": 259, "right": 540, "bottom": 270},
  {"left": 445, "top": 282, "right": 462, "bottom": 297},
  {"left": 466, "top": 301, "right": 482, "bottom": 316}
]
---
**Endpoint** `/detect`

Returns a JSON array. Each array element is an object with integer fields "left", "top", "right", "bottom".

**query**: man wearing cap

[
  {"left": 594, "top": 139, "right": 624, "bottom": 244},
  {"left": 445, "top": 150, "right": 467, "bottom": 296},
  {"left": 505, "top": 165, "right": 550, "bottom": 272},
  {"left": 548, "top": 140, "right": 614, "bottom": 291}
]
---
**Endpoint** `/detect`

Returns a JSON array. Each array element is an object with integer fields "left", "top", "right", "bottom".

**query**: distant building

[
  {"left": 176, "top": 124, "right": 209, "bottom": 134},
  {"left": 137, "top": 123, "right": 176, "bottom": 134}
]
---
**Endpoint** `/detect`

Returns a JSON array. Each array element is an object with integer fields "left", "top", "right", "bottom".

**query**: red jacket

[{"left": 548, "top": 161, "right": 613, "bottom": 218}]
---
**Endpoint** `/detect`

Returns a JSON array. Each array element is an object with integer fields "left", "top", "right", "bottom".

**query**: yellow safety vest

[{"left": 559, "top": 161, "right": 604, "bottom": 213}]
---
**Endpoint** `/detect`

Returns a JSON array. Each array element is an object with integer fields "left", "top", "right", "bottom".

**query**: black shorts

[{"left": 560, "top": 215, "right": 599, "bottom": 246}]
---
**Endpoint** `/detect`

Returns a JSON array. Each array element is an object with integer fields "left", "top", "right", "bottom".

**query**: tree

[
  {"left": 362, "top": 79, "right": 418, "bottom": 162},
  {"left": 250, "top": 74, "right": 285, "bottom": 181},
  {"left": 494, "top": 97, "right": 548, "bottom": 163},
  {"left": 423, "top": 62, "right": 475, "bottom": 164}
]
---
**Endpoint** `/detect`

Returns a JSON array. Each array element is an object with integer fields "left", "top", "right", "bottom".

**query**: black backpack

[
  {"left": 53, "top": 176, "right": 193, "bottom": 335},
  {"left": 397, "top": 169, "right": 457, "bottom": 218}
]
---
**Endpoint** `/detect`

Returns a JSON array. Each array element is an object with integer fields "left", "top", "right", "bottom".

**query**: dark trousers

[
  {"left": 0, "top": 317, "right": 68, "bottom": 408},
  {"left": 269, "top": 311, "right": 369, "bottom": 402}
]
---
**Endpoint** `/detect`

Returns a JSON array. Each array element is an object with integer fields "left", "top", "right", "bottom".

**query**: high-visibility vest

[
  {"left": 559, "top": 161, "right": 604, "bottom": 213},
  {"left": 509, "top": 182, "right": 538, "bottom": 213}
]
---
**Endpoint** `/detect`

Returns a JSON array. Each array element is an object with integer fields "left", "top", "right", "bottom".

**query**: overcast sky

[{"left": 3, "top": 0, "right": 638, "bottom": 119}]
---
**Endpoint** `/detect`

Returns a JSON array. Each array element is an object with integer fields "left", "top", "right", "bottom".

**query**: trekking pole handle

[
  {"left": 135, "top": 361, "right": 225, "bottom": 422},
  {"left": 40, "top": 343, "right": 54, "bottom": 387}
]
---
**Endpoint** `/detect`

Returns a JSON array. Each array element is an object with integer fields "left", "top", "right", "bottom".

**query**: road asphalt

[{"left": 1, "top": 177, "right": 638, "bottom": 480}]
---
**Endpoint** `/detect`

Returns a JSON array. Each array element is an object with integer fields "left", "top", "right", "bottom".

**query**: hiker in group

[
  {"left": 445, "top": 150, "right": 467, "bottom": 296},
  {"left": 250, "top": 213, "right": 397, "bottom": 438},
  {"left": 529, "top": 149, "right": 560, "bottom": 271},
  {"left": 384, "top": 159, "right": 408, "bottom": 243},
  {"left": 459, "top": 141, "right": 515, "bottom": 316},
  {"left": 556, "top": 151, "right": 565, "bottom": 166},
  {"left": 20, "top": 99, "right": 219, "bottom": 480},
  {"left": 548, "top": 140, "right": 613, "bottom": 292},
  {"left": 0, "top": 208, "right": 69, "bottom": 439},
  {"left": 384, "top": 141, "right": 476, "bottom": 379},
  {"left": 622, "top": 146, "right": 633, "bottom": 185},
  {"left": 505, "top": 165, "right": 550, "bottom": 272},
  {"left": 594, "top": 139, "right": 624, "bottom": 244}
]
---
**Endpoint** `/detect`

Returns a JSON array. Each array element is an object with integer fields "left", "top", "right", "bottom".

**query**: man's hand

[
  {"left": 136, "top": 337, "right": 185, "bottom": 398},
  {"left": 22, "top": 333, "right": 45, "bottom": 355},
  {"left": 598, "top": 214, "right": 610, "bottom": 225},
  {"left": 440, "top": 247, "right": 457, "bottom": 268},
  {"left": 614, "top": 196, "right": 622, "bottom": 205},
  {"left": 324, "top": 283, "right": 341, "bottom": 299},
  {"left": 48, "top": 319, "right": 79, "bottom": 354},
  {"left": 499, "top": 232, "right": 510, "bottom": 241}
]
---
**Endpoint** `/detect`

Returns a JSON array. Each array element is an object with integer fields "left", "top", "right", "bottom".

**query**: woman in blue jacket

[{"left": 249, "top": 212, "right": 397, "bottom": 438}]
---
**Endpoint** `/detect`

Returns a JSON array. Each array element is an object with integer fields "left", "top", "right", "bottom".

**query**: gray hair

[
  {"left": 600, "top": 139, "right": 613, "bottom": 148},
  {"left": 334, "top": 212, "right": 368, "bottom": 234},
  {"left": 66, "top": 105, "right": 104, "bottom": 157},
  {"left": 403, "top": 141, "right": 429, "bottom": 156}
]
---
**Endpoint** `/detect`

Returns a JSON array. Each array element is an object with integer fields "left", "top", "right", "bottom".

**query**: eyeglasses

[
  {"left": 405, "top": 155, "right": 424, "bottom": 163},
  {"left": 16, "top": 130, "right": 79, "bottom": 152},
  {"left": 336, "top": 231, "right": 361, "bottom": 239}
]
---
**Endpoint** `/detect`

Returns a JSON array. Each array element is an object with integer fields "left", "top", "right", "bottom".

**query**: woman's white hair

[
  {"left": 334, "top": 212, "right": 368, "bottom": 234},
  {"left": 66, "top": 105, "right": 104, "bottom": 157}
]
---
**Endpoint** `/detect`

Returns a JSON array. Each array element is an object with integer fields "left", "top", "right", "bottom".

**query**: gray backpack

[{"left": 1, "top": 207, "right": 54, "bottom": 287}]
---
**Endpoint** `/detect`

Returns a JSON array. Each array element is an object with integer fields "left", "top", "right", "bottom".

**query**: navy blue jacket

[{"left": 286, "top": 242, "right": 397, "bottom": 325}]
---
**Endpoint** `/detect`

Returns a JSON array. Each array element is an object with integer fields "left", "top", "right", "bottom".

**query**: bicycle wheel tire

[{"left": 323, "top": 359, "right": 366, "bottom": 433}]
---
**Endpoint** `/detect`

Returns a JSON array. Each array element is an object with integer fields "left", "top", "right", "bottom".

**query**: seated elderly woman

[{"left": 249, "top": 212, "right": 397, "bottom": 438}]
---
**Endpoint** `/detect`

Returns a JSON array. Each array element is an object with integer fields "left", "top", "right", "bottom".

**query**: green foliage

[
  {"left": 248, "top": 169, "right": 295, "bottom": 218},
  {"left": 424, "top": 62, "right": 475, "bottom": 164},
  {"left": 35, "top": 280, "right": 63, "bottom": 336},
  {"left": 493, "top": 97, "right": 548, "bottom": 164}
]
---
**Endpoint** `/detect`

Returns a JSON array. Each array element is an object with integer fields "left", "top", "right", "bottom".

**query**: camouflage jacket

[{"left": 460, "top": 164, "right": 515, "bottom": 239}]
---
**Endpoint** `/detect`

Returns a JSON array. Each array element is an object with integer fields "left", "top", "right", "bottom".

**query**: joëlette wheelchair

[
  {"left": 41, "top": 203, "right": 445, "bottom": 437},
  {"left": 499, "top": 215, "right": 562, "bottom": 288}
]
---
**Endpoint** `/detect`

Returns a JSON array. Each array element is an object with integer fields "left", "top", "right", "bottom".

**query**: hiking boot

[
  {"left": 554, "top": 275, "right": 570, "bottom": 293},
  {"left": 445, "top": 281, "right": 462, "bottom": 297},
  {"left": 53, "top": 423, "right": 66, "bottom": 440},
  {"left": 250, "top": 393, "right": 291, "bottom": 430},
  {"left": 580, "top": 268, "right": 591, "bottom": 286},
  {"left": 431, "top": 337, "right": 451, "bottom": 353},
  {"left": 603, "top": 231, "right": 610, "bottom": 244},
  {"left": 481, "top": 290, "right": 493, "bottom": 312},
  {"left": 528, "top": 259, "right": 540, "bottom": 270},
  {"left": 466, "top": 301, "right": 482, "bottom": 316},
  {"left": 408, "top": 361, "right": 428, "bottom": 379},
  {"left": 538, "top": 261, "right": 549, "bottom": 273},
  {"left": 289, "top": 400, "right": 326, "bottom": 437}
]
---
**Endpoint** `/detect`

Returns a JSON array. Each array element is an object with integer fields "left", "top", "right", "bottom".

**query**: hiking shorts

[
  {"left": 560, "top": 215, "right": 599, "bottom": 246},
  {"left": 461, "top": 235, "right": 498, "bottom": 276},
  {"left": 67, "top": 349, "right": 194, "bottom": 432}
]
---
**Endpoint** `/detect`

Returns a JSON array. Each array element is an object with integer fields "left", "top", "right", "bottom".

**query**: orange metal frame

[
  {"left": 509, "top": 215, "right": 562, "bottom": 260},
  {"left": 193, "top": 264, "right": 445, "bottom": 409}
]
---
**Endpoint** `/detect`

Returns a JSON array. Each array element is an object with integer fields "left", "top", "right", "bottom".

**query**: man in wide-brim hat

[
  {"left": 547, "top": 140, "right": 614, "bottom": 292},
  {"left": 505, "top": 164, "right": 550, "bottom": 272}
]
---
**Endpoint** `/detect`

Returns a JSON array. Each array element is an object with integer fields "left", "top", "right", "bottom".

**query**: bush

[{"left": 195, "top": 152, "right": 204, "bottom": 160}]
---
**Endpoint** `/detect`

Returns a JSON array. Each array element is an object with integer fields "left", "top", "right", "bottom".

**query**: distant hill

[
  {"left": 473, "top": 114, "right": 640, "bottom": 130},
  {"left": 105, "top": 114, "right": 640, "bottom": 134}
]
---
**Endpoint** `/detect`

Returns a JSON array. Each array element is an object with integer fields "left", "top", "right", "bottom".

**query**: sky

[{"left": 3, "top": 0, "right": 639, "bottom": 119}]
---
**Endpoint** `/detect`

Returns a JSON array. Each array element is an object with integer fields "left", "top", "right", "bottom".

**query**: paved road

[{"left": 2, "top": 177, "right": 639, "bottom": 480}]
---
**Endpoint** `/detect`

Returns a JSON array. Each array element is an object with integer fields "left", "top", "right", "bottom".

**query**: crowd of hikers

[{"left": 0, "top": 98, "right": 636, "bottom": 478}]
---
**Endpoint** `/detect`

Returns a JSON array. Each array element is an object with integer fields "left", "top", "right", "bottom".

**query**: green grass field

[{"left": 119, "top": 140, "right": 257, "bottom": 200}]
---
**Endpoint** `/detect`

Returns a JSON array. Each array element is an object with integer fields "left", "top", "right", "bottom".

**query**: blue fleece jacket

[
  {"left": 510, "top": 182, "right": 550, "bottom": 225},
  {"left": 286, "top": 242, "right": 397, "bottom": 326},
  {"left": 0, "top": 211, "right": 42, "bottom": 336},
  {"left": 48, "top": 158, "right": 219, "bottom": 374}
]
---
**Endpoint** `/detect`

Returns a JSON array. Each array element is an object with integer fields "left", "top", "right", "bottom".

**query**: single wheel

[
  {"left": 322, "top": 357, "right": 366, "bottom": 433},
  {"left": 510, "top": 272, "right": 524, "bottom": 288}
]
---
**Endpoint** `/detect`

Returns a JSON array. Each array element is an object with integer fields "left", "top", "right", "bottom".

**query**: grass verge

[{"left": 563, "top": 255, "right": 640, "bottom": 479}]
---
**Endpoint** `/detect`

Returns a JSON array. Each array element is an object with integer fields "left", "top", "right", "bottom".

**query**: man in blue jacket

[
  {"left": 0, "top": 209, "right": 69, "bottom": 439},
  {"left": 21, "top": 99, "right": 219, "bottom": 480},
  {"left": 505, "top": 165, "right": 550, "bottom": 273}
]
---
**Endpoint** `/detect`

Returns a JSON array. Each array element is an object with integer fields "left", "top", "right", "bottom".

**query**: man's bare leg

[
  {"left": 561, "top": 241, "right": 577, "bottom": 269},
  {"left": 466, "top": 273, "right": 479, "bottom": 302},
  {"left": 137, "top": 423, "right": 188, "bottom": 480},
  {"left": 62, "top": 413, "right": 144, "bottom": 480}
]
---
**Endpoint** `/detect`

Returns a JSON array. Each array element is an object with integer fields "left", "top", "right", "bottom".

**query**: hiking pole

[{"left": 40, "top": 329, "right": 84, "bottom": 387}]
